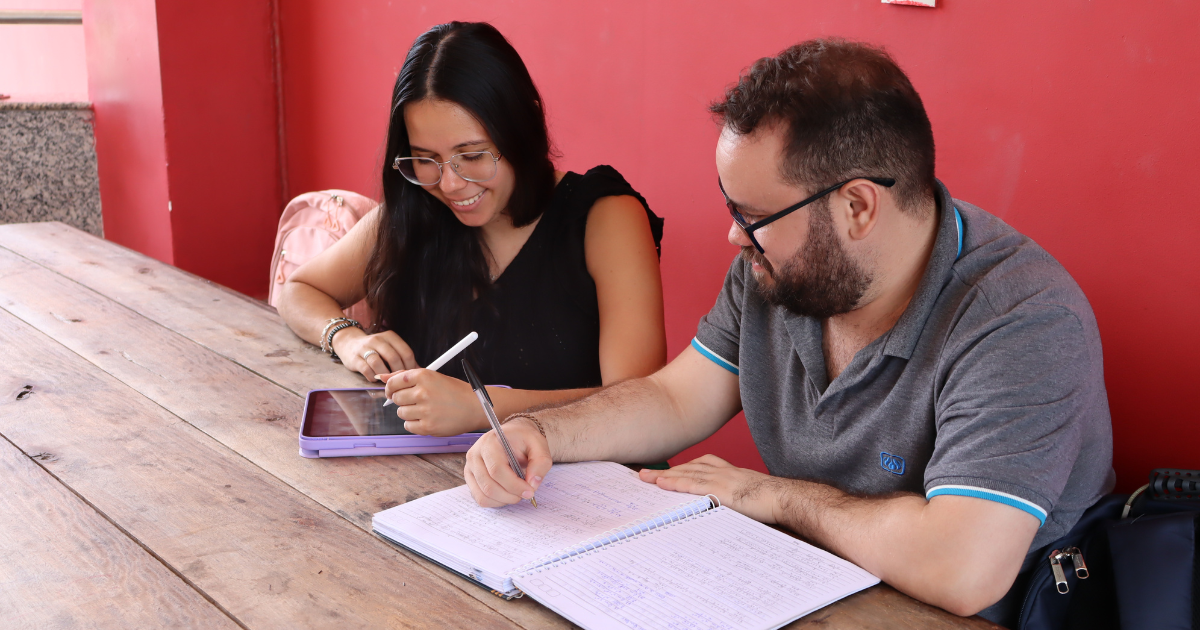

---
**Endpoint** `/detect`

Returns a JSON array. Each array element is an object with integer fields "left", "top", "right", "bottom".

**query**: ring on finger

[{"left": 361, "top": 349, "right": 379, "bottom": 360}]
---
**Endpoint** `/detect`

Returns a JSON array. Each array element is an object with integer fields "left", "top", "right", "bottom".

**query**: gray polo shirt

[{"left": 693, "top": 180, "right": 1114, "bottom": 554}]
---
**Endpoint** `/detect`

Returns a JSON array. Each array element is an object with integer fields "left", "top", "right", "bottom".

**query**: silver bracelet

[
  {"left": 319, "top": 317, "right": 354, "bottom": 353},
  {"left": 325, "top": 320, "right": 362, "bottom": 362}
]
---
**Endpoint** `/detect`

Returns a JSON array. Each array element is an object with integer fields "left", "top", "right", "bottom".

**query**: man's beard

[{"left": 743, "top": 202, "right": 872, "bottom": 319}]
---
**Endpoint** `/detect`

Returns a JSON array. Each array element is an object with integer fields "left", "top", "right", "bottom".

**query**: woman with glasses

[{"left": 277, "top": 21, "right": 667, "bottom": 437}]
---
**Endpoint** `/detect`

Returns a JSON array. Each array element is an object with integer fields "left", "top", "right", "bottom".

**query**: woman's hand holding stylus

[{"left": 382, "top": 369, "right": 487, "bottom": 436}]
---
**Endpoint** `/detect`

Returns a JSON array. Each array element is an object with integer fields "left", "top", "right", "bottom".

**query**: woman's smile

[{"left": 449, "top": 190, "right": 485, "bottom": 209}]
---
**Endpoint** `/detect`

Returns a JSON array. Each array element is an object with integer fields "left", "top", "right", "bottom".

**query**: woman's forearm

[
  {"left": 486, "top": 386, "right": 597, "bottom": 424},
  {"left": 277, "top": 280, "right": 354, "bottom": 347}
]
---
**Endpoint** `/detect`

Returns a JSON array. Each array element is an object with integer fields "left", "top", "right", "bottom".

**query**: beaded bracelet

[
  {"left": 319, "top": 317, "right": 355, "bottom": 353},
  {"left": 325, "top": 319, "right": 362, "bottom": 362},
  {"left": 501, "top": 413, "right": 547, "bottom": 438},
  {"left": 321, "top": 317, "right": 357, "bottom": 353}
]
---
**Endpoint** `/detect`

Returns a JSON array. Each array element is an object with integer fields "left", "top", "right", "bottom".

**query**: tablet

[{"left": 299, "top": 388, "right": 484, "bottom": 458}]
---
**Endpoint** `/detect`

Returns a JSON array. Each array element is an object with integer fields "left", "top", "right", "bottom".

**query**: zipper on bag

[
  {"left": 1064, "top": 546, "right": 1089, "bottom": 579},
  {"left": 1047, "top": 547, "right": 1089, "bottom": 594}
]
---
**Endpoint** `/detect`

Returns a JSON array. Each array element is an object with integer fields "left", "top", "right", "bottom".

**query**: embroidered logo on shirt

[{"left": 880, "top": 452, "right": 906, "bottom": 475}]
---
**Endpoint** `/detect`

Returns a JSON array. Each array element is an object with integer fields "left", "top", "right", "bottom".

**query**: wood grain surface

[
  {"left": 0, "top": 434, "right": 240, "bottom": 629},
  {"left": 0, "top": 221, "right": 362, "bottom": 394},
  {"left": 0, "top": 223, "right": 1000, "bottom": 629},
  {"left": 0, "top": 309, "right": 517, "bottom": 629},
  {"left": 0, "top": 233, "right": 572, "bottom": 630}
]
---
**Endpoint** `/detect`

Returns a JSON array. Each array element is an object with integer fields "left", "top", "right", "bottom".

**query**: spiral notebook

[{"left": 372, "top": 461, "right": 878, "bottom": 630}]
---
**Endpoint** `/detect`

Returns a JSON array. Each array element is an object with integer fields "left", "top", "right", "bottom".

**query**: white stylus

[{"left": 380, "top": 331, "right": 478, "bottom": 407}]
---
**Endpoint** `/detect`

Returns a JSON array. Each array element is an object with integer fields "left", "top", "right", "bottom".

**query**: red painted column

[
  {"left": 156, "top": 1, "right": 284, "bottom": 299},
  {"left": 82, "top": 0, "right": 174, "bottom": 264},
  {"left": 83, "top": 0, "right": 283, "bottom": 299}
]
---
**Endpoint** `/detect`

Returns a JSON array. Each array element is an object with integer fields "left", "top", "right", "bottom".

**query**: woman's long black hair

[{"left": 365, "top": 22, "right": 556, "bottom": 364}]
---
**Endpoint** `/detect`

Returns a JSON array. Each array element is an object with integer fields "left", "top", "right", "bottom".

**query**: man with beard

[{"left": 463, "top": 39, "right": 1113, "bottom": 626}]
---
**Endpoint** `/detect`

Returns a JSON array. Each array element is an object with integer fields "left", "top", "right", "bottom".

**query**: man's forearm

[
  {"left": 773, "top": 479, "right": 926, "bottom": 579},
  {"left": 532, "top": 374, "right": 708, "bottom": 464},
  {"left": 770, "top": 479, "right": 1035, "bottom": 617},
  {"left": 520, "top": 347, "right": 740, "bottom": 464}
]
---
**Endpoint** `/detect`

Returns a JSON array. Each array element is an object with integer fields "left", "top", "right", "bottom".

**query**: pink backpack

[{"left": 268, "top": 190, "right": 377, "bottom": 326}]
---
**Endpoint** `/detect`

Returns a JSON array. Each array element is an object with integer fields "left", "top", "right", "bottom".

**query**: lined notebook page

[
  {"left": 513, "top": 507, "right": 879, "bottom": 630},
  {"left": 373, "top": 461, "right": 712, "bottom": 578}
]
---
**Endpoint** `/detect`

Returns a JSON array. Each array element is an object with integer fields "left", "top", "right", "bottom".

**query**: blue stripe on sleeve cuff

[
  {"left": 927, "top": 485, "right": 1047, "bottom": 526},
  {"left": 691, "top": 338, "right": 739, "bottom": 375}
]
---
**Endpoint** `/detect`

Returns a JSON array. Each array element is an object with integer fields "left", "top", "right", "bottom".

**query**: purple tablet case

[{"left": 299, "top": 387, "right": 483, "bottom": 458}]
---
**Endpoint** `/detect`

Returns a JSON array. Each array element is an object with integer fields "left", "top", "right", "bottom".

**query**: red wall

[
  {"left": 274, "top": 0, "right": 1200, "bottom": 490},
  {"left": 156, "top": 1, "right": 283, "bottom": 297},
  {"left": 77, "top": 0, "right": 1194, "bottom": 488},
  {"left": 83, "top": 0, "right": 173, "bottom": 263},
  {"left": 83, "top": 0, "right": 283, "bottom": 298}
]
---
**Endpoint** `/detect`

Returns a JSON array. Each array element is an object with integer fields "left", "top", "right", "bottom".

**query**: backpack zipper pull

[
  {"left": 1064, "top": 546, "right": 1089, "bottom": 579},
  {"left": 1049, "top": 550, "right": 1070, "bottom": 594}
]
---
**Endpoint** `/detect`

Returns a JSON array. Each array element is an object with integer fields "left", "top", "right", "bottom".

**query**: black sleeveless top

[{"left": 397, "top": 165, "right": 663, "bottom": 389}]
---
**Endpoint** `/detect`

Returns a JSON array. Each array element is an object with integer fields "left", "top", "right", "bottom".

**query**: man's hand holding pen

[{"left": 464, "top": 415, "right": 553, "bottom": 508}]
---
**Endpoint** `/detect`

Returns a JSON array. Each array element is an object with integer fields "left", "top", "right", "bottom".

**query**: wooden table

[{"left": 0, "top": 222, "right": 998, "bottom": 629}]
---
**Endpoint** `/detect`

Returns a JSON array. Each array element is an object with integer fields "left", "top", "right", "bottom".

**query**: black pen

[{"left": 461, "top": 358, "right": 537, "bottom": 507}]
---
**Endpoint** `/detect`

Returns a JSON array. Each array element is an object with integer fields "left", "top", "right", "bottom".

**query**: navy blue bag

[{"left": 1018, "top": 469, "right": 1200, "bottom": 630}]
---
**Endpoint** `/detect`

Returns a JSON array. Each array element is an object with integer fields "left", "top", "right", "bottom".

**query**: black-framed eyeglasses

[
  {"left": 719, "top": 176, "right": 896, "bottom": 253},
  {"left": 392, "top": 150, "right": 502, "bottom": 186}
]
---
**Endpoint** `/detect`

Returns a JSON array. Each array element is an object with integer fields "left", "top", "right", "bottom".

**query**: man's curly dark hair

[{"left": 712, "top": 38, "right": 936, "bottom": 215}]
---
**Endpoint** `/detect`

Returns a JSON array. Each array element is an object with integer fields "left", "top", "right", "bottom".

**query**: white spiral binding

[{"left": 512, "top": 494, "right": 720, "bottom": 579}]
